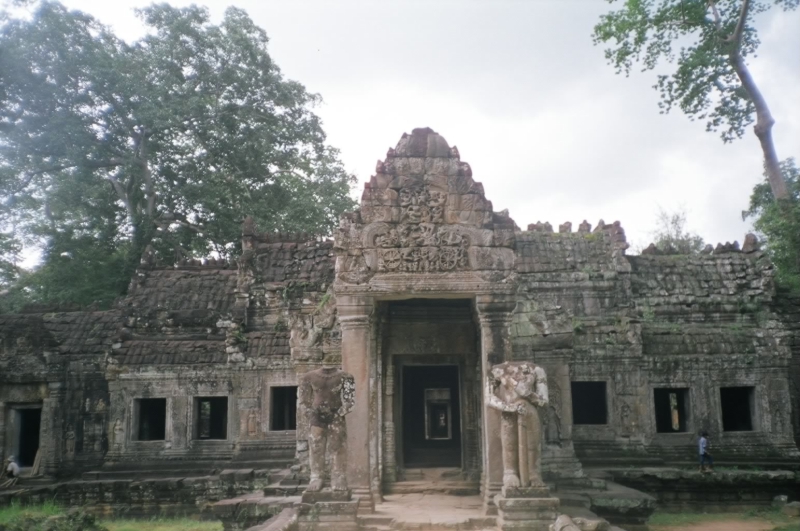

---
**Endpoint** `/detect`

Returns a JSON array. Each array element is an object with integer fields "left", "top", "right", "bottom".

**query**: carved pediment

[{"left": 336, "top": 128, "right": 517, "bottom": 284}]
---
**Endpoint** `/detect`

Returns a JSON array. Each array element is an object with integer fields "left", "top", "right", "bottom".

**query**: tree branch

[
  {"left": 707, "top": 0, "right": 723, "bottom": 32},
  {"left": 731, "top": 0, "right": 751, "bottom": 48}
]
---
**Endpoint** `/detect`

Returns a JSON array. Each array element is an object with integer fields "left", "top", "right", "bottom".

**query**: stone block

[
  {"left": 783, "top": 501, "right": 800, "bottom": 517},
  {"left": 301, "top": 490, "right": 351, "bottom": 504}
]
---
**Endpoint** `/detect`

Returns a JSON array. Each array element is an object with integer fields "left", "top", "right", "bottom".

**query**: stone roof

[
  {"left": 113, "top": 339, "right": 225, "bottom": 365},
  {"left": 123, "top": 268, "right": 239, "bottom": 313}
]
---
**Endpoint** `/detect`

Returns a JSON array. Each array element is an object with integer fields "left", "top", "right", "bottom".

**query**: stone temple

[{"left": 1, "top": 128, "right": 799, "bottom": 528}]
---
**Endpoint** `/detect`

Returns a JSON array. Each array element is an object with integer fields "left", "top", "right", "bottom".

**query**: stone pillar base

[
  {"left": 298, "top": 490, "right": 359, "bottom": 531},
  {"left": 495, "top": 488, "right": 560, "bottom": 531}
]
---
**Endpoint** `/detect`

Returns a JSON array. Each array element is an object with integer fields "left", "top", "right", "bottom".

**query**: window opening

[
  {"left": 654, "top": 388, "right": 689, "bottom": 433},
  {"left": 271, "top": 386, "right": 297, "bottom": 431},
  {"left": 571, "top": 381, "right": 608, "bottom": 425},
  {"left": 136, "top": 398, "right": 167, "bottom": 441},
  {"left": 195, "top": 397, "right": 228, "bottom": 439},
  {"left": 720, "top": 386, "right": 755, "bottom": 431}
]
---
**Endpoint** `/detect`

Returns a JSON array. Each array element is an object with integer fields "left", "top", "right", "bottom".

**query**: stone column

[
  {"left": 42, "top": 382, "right": 66, "bottom": 475},
  {"left": 0, "top": 401, "right": 5, "bottom": 462},
  {"left": 476, "top": 295, "right": 516, "bottom": 513},
  {"left": 337, "top": 295, "right": 377, "bottom": 507}
]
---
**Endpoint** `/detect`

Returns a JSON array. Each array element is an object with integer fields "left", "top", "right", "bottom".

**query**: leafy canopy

[
  {"left": 643, "top": 206, "right": 706, "bottom": 254},
  {"left": 744, "top": 159, "right": 800, "bottom": 291},
  {"left": 593, "top": 0, "right": 798, "bottom": 143},
  {"left": 0, "top": 1, "right": 356, "bottom": 310}
]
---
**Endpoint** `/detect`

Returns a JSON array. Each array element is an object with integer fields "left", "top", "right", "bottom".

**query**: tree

[
  {"left": 744, "top": 158, "right": 800, "bottom": 290},
  {"left": 0, "top": 2, "right": 356, "bottom": 310},
  {"left": 593, "top": 0, "right": 798, "bottom": 202},
  {"left": 642, "top": 206, "right": 706, "bottom": 254}
]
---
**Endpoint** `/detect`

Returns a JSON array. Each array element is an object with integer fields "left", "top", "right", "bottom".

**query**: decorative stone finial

[{"left": 742, "top": 233, "right": 760, "bottom": 253}]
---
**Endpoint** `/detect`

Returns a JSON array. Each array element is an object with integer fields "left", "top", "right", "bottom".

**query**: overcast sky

[{"left": 56, "top": 0, "right": 800, "bottom": 250}]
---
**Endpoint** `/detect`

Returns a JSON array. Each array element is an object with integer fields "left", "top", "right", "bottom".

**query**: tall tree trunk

[{"left": 728, "top": 0, "right": 790, "bottom": 201}]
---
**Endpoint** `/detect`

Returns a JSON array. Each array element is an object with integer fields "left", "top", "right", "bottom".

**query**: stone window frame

[
  {"left": 190, "top": 395, "right": 232, "bottom": 442},
  {"left": 648, "top": 383, "right": 694, "bottom": 437},
  {"left": 129, "top": 397, "right": 171, "bottom": 444},
  {"left": 569, "top": 379, "right": 611, "bottom": 426},
  {"left": 265, "top": 381, "right": 298, "bottom": 433},
  {"left": 717, "top": 385, "right": 759, "bottom": 434}
]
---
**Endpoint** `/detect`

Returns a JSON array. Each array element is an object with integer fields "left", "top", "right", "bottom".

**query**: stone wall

[{"left": 0, "top": 127, "right": 798, "bottom": 494}]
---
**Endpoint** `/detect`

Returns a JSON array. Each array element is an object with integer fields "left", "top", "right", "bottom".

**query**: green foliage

[
  {"left": 643, "top": 207, "right": 705, "bottom": 254},
  {"left": 643, "top": 306, "right": 656, "bottom": 321},
  {"left": 744, "top": 158, "right": 800, "bottom": 291},
  {"left": 0, "top": 1, "right": 356, "bottom": 312},
  {"left": 0, "top": 502, "right": 62, "bottom": 525},
  {"left": 593, "top": 0, "right": 798, "bottom": 143},
  {"left": 648, "top": 507, "right": 792, "bottom": 527},
  {"left": 102, "top": 518, "right": 222, "bottom": 531},
  {"left": 0, "top": 505, "right": 107, "bottom": 531},
  {"left": 0, "top": 503, "right": 222, "bottom": 531}
]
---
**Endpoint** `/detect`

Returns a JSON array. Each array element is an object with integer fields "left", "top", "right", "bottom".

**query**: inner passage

[{"left": 402, "top": 364, "right": 461, "bottom": 467}]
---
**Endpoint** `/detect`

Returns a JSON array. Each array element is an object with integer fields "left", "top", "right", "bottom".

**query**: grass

[
  {"left": 649, "top": 508, "right": 798, "bottom": 529},
  {"left": 0, "top": 502, "right": 222, "bottom": 531},
  {"left": 101, "top": 519, "right": 222, "bottom": 531},
  {"left": 0, "top": 500, "right": 62, "bottom": 524}
]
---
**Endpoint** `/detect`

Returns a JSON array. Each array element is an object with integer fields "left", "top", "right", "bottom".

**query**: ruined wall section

[
  {"left": 0, "top": 310, "right": 119, "bottom": 476},
  {"left": 236, "top": 227, "right": 338, "bottom": 474},
  {"left": 512, "top": 221, "right": 634, "bottom": 477},
  {"left": 629, "top": 250, "right": 798, "bottom": 463},
  {"left": 772, "top": 291, "right": 800, "bottom": 448}
]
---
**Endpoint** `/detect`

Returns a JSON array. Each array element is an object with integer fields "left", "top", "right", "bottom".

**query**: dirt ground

[{"left": 652, "top": 520, "right": 787, "bottom": 531}]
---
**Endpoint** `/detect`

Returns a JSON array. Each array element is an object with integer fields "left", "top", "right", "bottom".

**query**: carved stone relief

[{"left": 334, "top": 128, "right": 516, "bottom": 285}]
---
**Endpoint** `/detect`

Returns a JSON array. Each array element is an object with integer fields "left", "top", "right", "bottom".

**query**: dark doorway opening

[
  {"left": 402, "top": 365, "right": 461, "bottom": 467},
  {"left": 720, "top": 386, "right": 755, "bottom": 431},
  {"left": 271, "top": 386, "right": 297, "bottom": 431},
  {"left": 17, "top": 408, "right": 41, "bottom": 466},
  {"left": 654, "top": 388, "right": 689, "bottom": 433},
  {"left": 195, "top": 397, "right": 228, "bottom": 439},
  {"left": 571, "top": 381, "right": 608, "bottom": 425},
  {"left": 136, "top": 398, "right": 167, "bottom": 441}
]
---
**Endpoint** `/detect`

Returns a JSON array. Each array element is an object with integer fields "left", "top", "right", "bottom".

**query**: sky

[{"left": 53, "top": 0, "right": 800, "bottom": 250}]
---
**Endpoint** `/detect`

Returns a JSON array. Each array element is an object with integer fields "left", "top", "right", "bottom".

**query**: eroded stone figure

[
  {"left": 298, "top": 366, "right": 355, "bottom": 492},
  {"left": 486, "top": 361, "right": 548, "bottom": 488}
]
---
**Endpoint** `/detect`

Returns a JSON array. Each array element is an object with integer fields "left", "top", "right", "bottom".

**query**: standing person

[{"left": 698, "top": 431, "right": 714, "bottom": 473}]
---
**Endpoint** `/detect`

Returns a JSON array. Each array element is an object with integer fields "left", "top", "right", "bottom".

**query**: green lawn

[
  {"left": 0, "top": 501, "right": 62, "bottom": 524},
  {"left": 0, "top": 502, "right": 222, "bottom": 531},
  {"left": 102, "top": 519, "right": 222, "bottom": 531},
  {"left": 649, "top": 508, "right": 798, "bottom": 530}
]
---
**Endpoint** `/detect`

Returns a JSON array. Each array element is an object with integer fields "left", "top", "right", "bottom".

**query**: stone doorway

[
  {"left": 380, "top": 298, "right": 482, "bottom": 484},
  {"left": 401, "top": 364, "right": 462, "bottom": 467},
  {"left": 11, "top": 405, "right": 42, "bottom": 467}
]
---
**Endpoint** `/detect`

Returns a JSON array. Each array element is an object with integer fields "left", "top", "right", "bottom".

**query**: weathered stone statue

[
  {"left": 298, "top": 366, "right": 356, "bottom": 492},
  {"left": 486, "top": 361, "right": 548, "bottom": 488}
]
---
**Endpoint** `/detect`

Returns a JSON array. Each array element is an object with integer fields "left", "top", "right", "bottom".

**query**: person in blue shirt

[{"left": 698, "top": 431, "right": 713, "bottom": 473}]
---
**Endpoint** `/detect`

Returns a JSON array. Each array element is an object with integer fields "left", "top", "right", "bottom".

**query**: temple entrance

[
  {"left": 402, "top": 365, "right": 461, "bottom": 467},
  {"left": 380, "top": 298, "right": 482, "bottom": 482}
]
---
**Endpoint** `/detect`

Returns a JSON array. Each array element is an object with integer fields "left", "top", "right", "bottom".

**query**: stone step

[
  {"left": 383, "top": 481, "right": 480, "bottom": 496},
  {"left": 556, "top": 492, "right": 592, "bottom": 509},
  {"left": 559, "top": 507, "right": 611, "bottom": 530},
  {"left": 358, "top": 515, "right": 395, "bottom": 526}
]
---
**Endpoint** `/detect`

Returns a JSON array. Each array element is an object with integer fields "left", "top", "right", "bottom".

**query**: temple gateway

[{"left": 1, "top": 128, "right": 799, "bottom": 526}]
